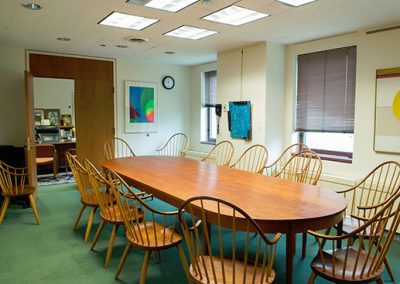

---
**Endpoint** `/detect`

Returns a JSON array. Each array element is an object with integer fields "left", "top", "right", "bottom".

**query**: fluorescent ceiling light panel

[
  {"left": 145, "top": 0, "right": 197, "bottom": 12},
  {"left": 99, "top": 12, "right": 158, "bottom": 31},
  {"left": 202, "top": 5, "right": 268, "bottom": 26},
  {"left": 164, "top": 26, "right": 217, "bottom": 40},
  {"left": 277, "top": 0, "right": 316, "bottom": 7}
]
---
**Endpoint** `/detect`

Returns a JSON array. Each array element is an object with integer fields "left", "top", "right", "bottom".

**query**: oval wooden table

[{"left": 102, "top": 156, "right": 347, "bottom": 284}]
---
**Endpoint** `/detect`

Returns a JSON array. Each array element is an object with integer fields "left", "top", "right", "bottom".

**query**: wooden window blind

[{"left": 296, "top": 46, "right": 356, "bottom": 133}]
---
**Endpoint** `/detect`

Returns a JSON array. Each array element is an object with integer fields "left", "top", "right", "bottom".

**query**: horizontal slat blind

[
  {"left": 296, "top": 46, "right": 356, "bottom": 133},
  {"left": 203, "top": 70, "right": 217, "bottom": 106}
]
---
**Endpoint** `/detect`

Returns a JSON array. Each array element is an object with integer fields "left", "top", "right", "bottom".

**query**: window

[
  {"left": 201, "top": 70, "right": 217, "bottom": 144},
  {"left": 295, "top": 46, "right": 357, "bottom": 163}
]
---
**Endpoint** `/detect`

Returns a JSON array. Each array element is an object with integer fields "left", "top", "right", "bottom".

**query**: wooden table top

[{"left": 102, "top": 156, "right": 347, "bottom": 233}]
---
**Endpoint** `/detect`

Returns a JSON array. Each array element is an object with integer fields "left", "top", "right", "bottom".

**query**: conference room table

[{"left": 102, "top": 156, "right": 347, "bottom": 284}]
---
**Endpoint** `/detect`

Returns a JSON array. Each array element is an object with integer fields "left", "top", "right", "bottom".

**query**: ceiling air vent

[{"left": 125, "top": 37, "right": 149, "bottom": 44}]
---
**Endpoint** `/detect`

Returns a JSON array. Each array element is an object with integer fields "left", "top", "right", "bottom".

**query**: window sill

[
  {"left": 311, "top": 149, "right": 353, "bottom": 164},
  {"left": 200, "top": 141, "right": 216, "bottom": 146}
]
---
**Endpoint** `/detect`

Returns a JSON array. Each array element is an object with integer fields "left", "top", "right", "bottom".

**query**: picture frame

[
  {"left": 34, "top": 108, "right": 44, "bottom": 126},
  {"left": 125, "top": 80, "right": 158, "bottom": 133},
  {"left": 60, "top": 114, "right": 72, "bottom": 126},
  {"left": 374, "top": 67, "right": 400, "bottom": 154},
  {"left": 44, "top": 109, "right": 61, "bottom": 126}
]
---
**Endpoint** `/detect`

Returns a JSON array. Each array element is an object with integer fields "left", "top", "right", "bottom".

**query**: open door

[{"left": 24, "top": 71, "right": 37, "bottom": 196}]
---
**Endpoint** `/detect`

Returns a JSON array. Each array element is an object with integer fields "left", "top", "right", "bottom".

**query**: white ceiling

[{"left": 1, "top": 0, "right": 400, "bottom": 66}]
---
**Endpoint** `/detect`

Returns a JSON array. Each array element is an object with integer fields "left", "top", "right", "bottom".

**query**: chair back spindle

[
  {"left": 201, "top": 141, "right": 234, "bottom": 167},
  {"left": 104, "top": 138, "right": 135, "bottom": 160},
  {"left": 178, "top": 196, "right": 281, "bottom": 284},
  {"left": 157, "top": 133, "right": 189, "bottom": 157},
  {"left": 264, "top": 143, "right": 310, "bottom": 176},
  {"left": 230, "top": 144, "right": 268, "bottom": 174}
]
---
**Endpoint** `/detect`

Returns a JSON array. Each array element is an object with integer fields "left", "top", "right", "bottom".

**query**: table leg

[
  {"left": 337, "top": 219, "right": 343, "bottom": 249},
  {"left": 286, "top": 228, "right": 295, "bottom": 284}
]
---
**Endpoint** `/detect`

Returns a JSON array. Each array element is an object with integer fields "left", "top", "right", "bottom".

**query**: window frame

[{"left": 201, "top": 70, "right": 217, "bottom": 145}]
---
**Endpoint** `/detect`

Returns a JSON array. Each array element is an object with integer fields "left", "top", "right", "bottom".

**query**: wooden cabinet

[{"left": 53, "top": 141, "right": 76, "bottom": 171}]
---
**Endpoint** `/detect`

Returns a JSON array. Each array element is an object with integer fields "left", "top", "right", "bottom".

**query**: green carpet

[{"left": 0, "top": 183, "right": 399, "bottom": 283}]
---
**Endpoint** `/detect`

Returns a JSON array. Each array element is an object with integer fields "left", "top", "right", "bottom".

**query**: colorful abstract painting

[
  {"left": 129, "top": 86, "right": 154, "bottom": 123},
  {"left": 374, "top": 67, "right": 400, "bottom": 153},
  {"left": 125, "top": 81, "right": 158, "bottom": 133}
]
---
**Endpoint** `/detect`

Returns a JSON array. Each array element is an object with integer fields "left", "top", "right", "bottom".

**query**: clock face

[{"left": 162, "top": 76, "right": 175, "bottom": 90}]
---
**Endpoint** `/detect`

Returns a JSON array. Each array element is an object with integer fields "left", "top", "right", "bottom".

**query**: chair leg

[
  {"left": 73, "top": 204, "right": 86, "bottom": 230},
  {"left": 28, "top": 194, "right": 40, "bottom": 225},
  {"left": 177, "top": 244, "right": 192, "bottom": 284},
  {"left": 376, "top": 277, "right": 384, "bottom": 284},
  {"left": 139, "top": 250, "right": 151, "bottom": 284},
  {"left": 91, "top": 219, "right": 105, "bottom": 251},
  {"left": 302, "top": 232, "right": 307, "bottom": 258},
  {"left": 308, "top": 272, "right": 317, "bottom": 284},
  {"left": 104, "top": 224, "right": 119, "bottom": 268},
  {"left": 84, "top": 207, "right": 97, "bottom": 243},
  {"left": 0, "top": 197, "right": 10, "bottom": 224},
  {"left": 115, "top": 242, "right": 132, "bottom": 280}
]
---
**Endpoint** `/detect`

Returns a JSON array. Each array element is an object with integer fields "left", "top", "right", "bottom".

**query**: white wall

[
  {"left": 0, "top": 47, "right": 26, "bottom": 146},
  {"left": 189, "top": 62, "right": 217, "bottom": 154},
  {"left": 34, "top": 78, "right": 75, "bottom": 124},
  {"left": 285, "top": 28, "right": 400, "bottom": 179},
  {"left": 217, "top": 44, "right": 268, "bottom": 161},
  {"left": 116, "top": 59, "right": 191, "bottom": 155}
]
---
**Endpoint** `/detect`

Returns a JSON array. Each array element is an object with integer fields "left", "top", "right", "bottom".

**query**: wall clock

[{"left": 162, "top": 76, "right": 175, "bottom": 90}]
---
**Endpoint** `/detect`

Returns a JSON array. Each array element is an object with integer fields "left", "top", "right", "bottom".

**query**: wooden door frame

[{"left": 25, "top": 50, "right": 116, "bottom": 171}]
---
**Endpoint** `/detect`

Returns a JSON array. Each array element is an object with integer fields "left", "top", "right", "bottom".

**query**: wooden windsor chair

[
  {"left": 84, "top": 159, "right": 143, "bottom": 268},
  {"left": 156, "top": 133, "right": 189, "bottom": 157},
  {"left": 64, "top": 148, "right": 76, "bottom": 173},
  {"left": 36, "top": 143, "right": 58, "bottom": 178},
  {"left": 178, "top": 196, "right": 281, "bottom": 284},
  {"left": 230, "top": 144, "right": 268, "bottom": 174},
  {"left": 331, "top": 161, "right": 400, "bottom": 281},
  {"left": 0, "top": 161, "right": 40, "bottom": 225},
  {"left": 104, "top": 137, "right": 135, "bottom": 160},
  {"left": 274, "top": 150, "right": 322, "bottom": 258},
  {"left": 307, "top": 190, "right": 400, "bottom": 284},
  {"left": 106, "top": 170, "right": 189, "bottom": 284},
  {"left": 201, "top": 140, "right": 234, "bottom": 167},
  {"left": 66, "top": 152, "right": 114, "bottom": 243},
  {"left": 264, "top": 143, "right": 310, "bottom": 176}
]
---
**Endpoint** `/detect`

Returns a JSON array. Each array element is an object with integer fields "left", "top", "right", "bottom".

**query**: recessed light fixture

[
  {"left": 99, "top": 12, "right": 158, "bottom": 31},
  {"left": 164, "top": 25, "right": 217, "bottom": 40},
  {"left": 21, "top": 2, "right": 42, "bottom": 10},
  {"left": 277, "top": 0, "right": 316, "bottom": 7},
  {"left": 57, "top": 37, "right": 71, "bottom": 41},
  {"left": 202, "top": 5, "right": 268, "bottom": 26},
  {"left": 116, "top": 45, "right": 128, "bottom": 48},
  {"left": 127, "top": 0, "right": 197, "bottom": 13}
]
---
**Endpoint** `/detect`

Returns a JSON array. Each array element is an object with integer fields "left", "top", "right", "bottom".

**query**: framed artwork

[
  {"left": 374, "top": 67, "right": 400, "bottom": 154},
  {"left": 228, "top": 101, "right": 252, "bottom": 140},
  {"left": 34, "top": 109, "right": 44, "bottom": 126},
  {"left": 61, "top": 114, "right": 72, "bottom": 126},
  {"left": 125, "top": 80, "right": 158, "bottom": 133},
  {"left": 44, "top": 109, "right": 61, "bottom": 126}
]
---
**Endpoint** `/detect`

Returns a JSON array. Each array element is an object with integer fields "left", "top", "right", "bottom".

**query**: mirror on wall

[{"left": 33, "top": 78, "right": 75, "bottom": 143}]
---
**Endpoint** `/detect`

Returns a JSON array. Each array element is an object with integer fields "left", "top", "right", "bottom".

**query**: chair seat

[
  {"left": 126, "top": 222, "right": 182, "bottom": 249},
  {"left": 1, "top": 185, "right": 36, "bottom": 197},
  {"left": 81, "top": 192, "right": 114, "bottom": 207},
  {"left": 189, "top": 256, "right": 275, "bottom": 284},
  {"left": 36, "top": 157, "right": 54, "bottom": 165},
  {"left": 311, "top": 247, "right": 384, "bottom": 283},
  {"left": 341, "top": 216, "right": 372, "bottom": 236},
  {"left": 100, "top": 205, "right": 142, "bottom": 224}
]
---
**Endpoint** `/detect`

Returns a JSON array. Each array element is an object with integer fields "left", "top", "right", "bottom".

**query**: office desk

[{"left": 102, "top": 156, "right": 347, "bottom": 284}]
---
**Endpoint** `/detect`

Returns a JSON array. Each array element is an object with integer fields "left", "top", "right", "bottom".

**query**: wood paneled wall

[{"left": 29, "top": 53, "right": 114, "bottom": 168}]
